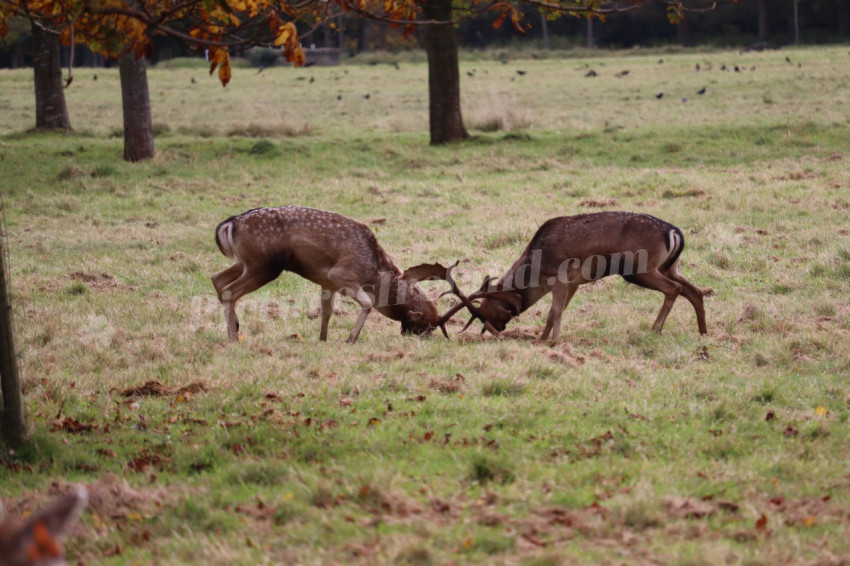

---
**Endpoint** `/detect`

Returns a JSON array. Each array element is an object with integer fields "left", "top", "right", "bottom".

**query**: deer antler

[
  {"left": 401, "top": 260, "right": 467, "bottom": 338},
  {"left": 435, "top": 273, "right": 501, "bottom": 336}
]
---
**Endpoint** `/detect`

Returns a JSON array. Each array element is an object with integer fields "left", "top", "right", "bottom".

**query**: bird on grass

[
  {"left": 655, "top": 92, "right": 664, "bottom": 99},
  {"left": 697, "top": 87, "right": 706, "bottom": 95}
]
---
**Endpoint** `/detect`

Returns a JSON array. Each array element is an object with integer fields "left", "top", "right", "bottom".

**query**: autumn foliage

[
  {"left": 0, "top": 0, "right": 719, "bottom": 85},
  {"left": 0, "top": 0, "right": 310, "bottom": 85}
]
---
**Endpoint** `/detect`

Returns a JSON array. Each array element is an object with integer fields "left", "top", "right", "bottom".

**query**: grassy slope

[{"left": 0, "top": 46, "right": 849, "bottom": 565}]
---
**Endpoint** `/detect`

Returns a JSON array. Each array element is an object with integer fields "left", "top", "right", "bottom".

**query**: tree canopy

[{"left": 1, "top": 1, "right": 721, "bottom": 84}]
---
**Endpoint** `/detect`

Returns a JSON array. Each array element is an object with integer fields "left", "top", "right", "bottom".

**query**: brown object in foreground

[
  {"left": 212, "top": 206, "right": 463, "bottom": 343},
  {"left": 446, "top": 212, "right": 710, "bottom": 340},
  {"left": 0, "top": 487, "right": 87, "bottom": 566}
]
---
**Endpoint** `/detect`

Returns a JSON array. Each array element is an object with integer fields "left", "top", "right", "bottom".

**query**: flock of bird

[{"left": 186, "top": 51, "right": 808, "bottom": 105}]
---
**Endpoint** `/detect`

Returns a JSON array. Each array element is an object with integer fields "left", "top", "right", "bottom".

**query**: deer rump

[
  {"left": 455, "top": 212, "right": 709, "bottom": 339},
  {"left": 211, "top": 206, "right": 462, "bottom": 343}
]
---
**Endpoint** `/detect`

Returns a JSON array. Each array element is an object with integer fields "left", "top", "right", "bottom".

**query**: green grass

[{"left": 1, "top": 45, "right": 850, "bottom": 565}]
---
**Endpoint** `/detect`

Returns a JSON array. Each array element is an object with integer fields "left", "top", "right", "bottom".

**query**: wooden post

[{"left": 0, "top": 225, "right": 27, "bottom": 448}]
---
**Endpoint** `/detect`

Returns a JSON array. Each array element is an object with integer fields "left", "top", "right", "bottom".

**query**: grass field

[{"left": 1, "top": 44, "right": 850, "bottom": 564}]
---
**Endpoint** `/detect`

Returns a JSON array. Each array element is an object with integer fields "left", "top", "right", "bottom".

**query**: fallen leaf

[
  {"left": 51, "top": 417, "right": 95, "bottom": 434},
  {"left": 755, "top": 514, "right": 768, "bottom": 530}
]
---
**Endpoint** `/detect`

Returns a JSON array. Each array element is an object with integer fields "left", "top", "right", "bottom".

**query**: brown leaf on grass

[
  {"left": 762, "top": 495, "right": 832, "bottom": 527},
  {"left": 366, "top": 350, "right": 406, "bottom": 362},
  {"left": 68, "top": 271, "right": 128, "bottom": 290},
  {"left": 51, "top": 417, "right": 95, "bottom": 434},
  {"left": 429, "top": 378, "right": 463, "bottom": 394},
  {"left": 521, "top": 533, "right": 548, "bottom": 547},
  {"left": 431, "top": 497, "right": 452, "bottom": 515},
  {"left": 578, "top": 198, "right": 621, "bottom": 208},
  {"left": 784, "top": 426, "right": 799, "bottom": 437},
  {"left": 126, "top": 450, "right": 170, "bottom": 473},
  {"left": 533, "top": 506, "right": 578, "bottom": 527},
  {"left": 357, "top": 486, "right": 422, "bottom": 518},
  {"left": 117, "top": 380, "right": 209, "bottom": 398},
  {"left": 755, "top": 513, "right": 768, "bottom": 530},
  {"left": 546, "top": 346, "right": 585, "bottom": 367},
  {"left": 662, "top": 496, "right": 716, "bottom": 519},
  {"left": 477, "top": 512, "right": 509, "bottom": 526},
  {"left": 235, "top": 498, "right": 277, "bottom": 522},
  {"left": 717, "top": 501, "right": 741, "bottom": 513},
  {"left": 766, "top": 411, "right": 776, "bottom": 421}
]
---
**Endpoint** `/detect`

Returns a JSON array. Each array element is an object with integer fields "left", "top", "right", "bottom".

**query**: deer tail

[
  {"left": 660, "top": 225, "right": 685, "bottom": 271},
  {"left": 215, "top": 217, "right": 238, "bottom": 260}
]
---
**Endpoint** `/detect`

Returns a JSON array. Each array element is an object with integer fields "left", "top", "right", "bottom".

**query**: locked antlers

[
  {"left": 431, "top": 270, "right": 513, "bottom": 337},
  {"left": 399, "top": 261, "right": 492, "bottom": 337}
]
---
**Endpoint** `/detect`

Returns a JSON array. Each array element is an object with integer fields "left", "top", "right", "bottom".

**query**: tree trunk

[
  {"left": 677, "top": 14, "right": 692, "bottom": 45},
  {"left": 119, "top": 51, "right": 155, "bottom": 162},
  {"left": 756, "top": 0, "right": 769, "bottom": 40},
  {"left": 586, "top": 17, "right": 595, "bottom": 49},
  {"left": 31, "top": 21, "right": 71, "bottom": 130},
  {"left": 540, "top": 11, "right": 549, "bottom": 50},
  {"left": 422, "top": 0, "right": 468, "bottom": 145},
  {"left": 792, "top": 0, "right": 800, "bottom": 44},
  {"left": 0, "top": 229, "right": 27, "bottom": 449}
]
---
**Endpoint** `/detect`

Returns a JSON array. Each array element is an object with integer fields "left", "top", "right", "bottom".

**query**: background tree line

[{"left": 1, "top": 0, "right": 848, "bottom": 69}]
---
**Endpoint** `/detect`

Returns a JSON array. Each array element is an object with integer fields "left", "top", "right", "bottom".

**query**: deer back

[
  {"left": 512, "top": 212, "right": 681, "bottom": 281},
  {"left": 216, "top": 206, "right": 399, "bottom": 289}
]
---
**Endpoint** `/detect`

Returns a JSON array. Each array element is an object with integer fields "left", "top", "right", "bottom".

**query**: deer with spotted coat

[
  {"left": 212, "top": 206, "right": 465, "bottom": 343},
  {"left": 443, "top": 212, "right": 710, "bottom": 340}
]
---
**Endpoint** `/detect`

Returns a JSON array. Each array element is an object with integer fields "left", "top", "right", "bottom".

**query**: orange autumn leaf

[
  {"left": 272, "top": 21, "right": 295, "bottom": 47},
  {"left": 218, "top": 56, "right": 232, "bottom": 86},
  {"left": 208, "top": 46, "right": 232, "bottom": 86},
  {"left": 755, "top": 513, "right": 768, "bottom": 530}
]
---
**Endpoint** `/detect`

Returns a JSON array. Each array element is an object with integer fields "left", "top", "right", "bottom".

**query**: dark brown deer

[
  {"left": 443, "top": 212, "right": 709, "bottom": 340},
  {"left": 0, "top": 486, "right": 87, "bottom": 566},
  {"left": 212, "top": 206, "right": 461, "bottom": 343}
]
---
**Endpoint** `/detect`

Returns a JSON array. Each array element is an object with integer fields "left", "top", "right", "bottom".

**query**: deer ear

[{"left": 402, "top": 260, "right": 459, "bottom": 283}]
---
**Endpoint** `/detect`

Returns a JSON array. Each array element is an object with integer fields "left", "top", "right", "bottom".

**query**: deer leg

[
  {"left": 212, "top": 263, "right": 245, "bottom": 341},
  {"left": 320, "top": 288, "right": 335, "bottom": 341},
  {"left": 217, "top": 268, "right": 279, "bottom": 341},
  {"left": 666, "top": 265, "right": 708, "bottom": 335},
  {"left": 540, "top": 284, "right": 578, "bottom": 341},
  {"left": 344, "top": 286, "right": 373, "bottom": 344},
  {"left": 623, "top": 271, "right": 682, "bottom": 334}
]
